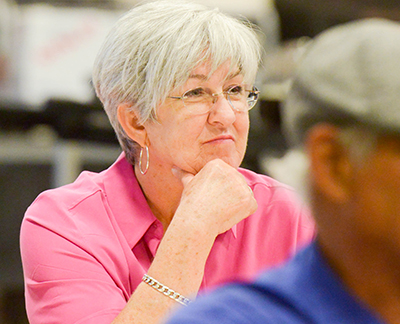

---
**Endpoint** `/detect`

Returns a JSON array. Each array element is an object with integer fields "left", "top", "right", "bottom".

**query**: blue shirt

[{"left": 166, "top": 242, "right": 384, "bottom": 324}]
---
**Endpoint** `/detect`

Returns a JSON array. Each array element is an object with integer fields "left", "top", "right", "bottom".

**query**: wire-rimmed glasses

[{"left": 169, "top": 84, "right": 259, "bottom": 115}]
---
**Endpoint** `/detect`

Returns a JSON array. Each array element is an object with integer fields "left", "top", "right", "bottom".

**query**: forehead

[{"left": 188, "top": 60, "right": 242, "bottom": 82}]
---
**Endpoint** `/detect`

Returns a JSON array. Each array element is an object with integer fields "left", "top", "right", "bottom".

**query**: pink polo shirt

[{"left": 20, "top": 153, "right": 315, "bottom": 324}]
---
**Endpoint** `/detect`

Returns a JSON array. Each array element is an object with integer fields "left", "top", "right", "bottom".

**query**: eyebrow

[
  {"left": 188, "top": 70, "right": 241, "bottom": 81},
  {"left": 188, "top": 74, "right": 208, "bottom": 81}
]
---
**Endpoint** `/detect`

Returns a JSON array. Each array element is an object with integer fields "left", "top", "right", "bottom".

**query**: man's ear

[
  {"left": 306, "top": 123, "right": 353, "bottom": 203},
  {"left": 117, "top": 103, "right": 147, "bottom": 147}
]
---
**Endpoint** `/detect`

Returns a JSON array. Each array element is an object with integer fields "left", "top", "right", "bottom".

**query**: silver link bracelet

[{"left": 142, "top": 274, "right": 192, "bottom": 306}]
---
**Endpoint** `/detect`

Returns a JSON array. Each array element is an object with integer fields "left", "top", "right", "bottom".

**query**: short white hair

[{"left": 92, "top": 0, "right": 262, "bottom": 163}]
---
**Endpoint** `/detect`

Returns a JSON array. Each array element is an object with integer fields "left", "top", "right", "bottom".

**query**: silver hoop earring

[{"left": 139, "top": 145, "right": 149, "bottom": 175}]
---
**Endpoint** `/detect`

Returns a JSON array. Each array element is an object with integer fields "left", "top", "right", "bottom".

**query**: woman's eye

[
  {"left": 227, "top": 85, "right": 244, "bottom": 95},
  {"left": 183, "top": 88, "right": 206, "bottom": 98}
]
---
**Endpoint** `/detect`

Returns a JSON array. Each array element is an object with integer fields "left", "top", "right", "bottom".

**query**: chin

[
  {"left": 218, "top": 155, "right": 243, "bottom": 169},
  {"left": 190, "top": 152, "right": 244, "bottom": 172}
]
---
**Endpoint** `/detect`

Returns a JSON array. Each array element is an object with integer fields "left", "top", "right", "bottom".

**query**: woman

[{"left": 20, "top": 1, "right": 315, "bottom": 324}]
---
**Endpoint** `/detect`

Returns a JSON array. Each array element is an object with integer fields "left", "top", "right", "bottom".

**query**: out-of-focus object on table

[
  {"left": 0, "top": 0, "right": 18, "bottom": 99},
  {"left": 274, "top": 0, "right": 400, "bottom": 42}
]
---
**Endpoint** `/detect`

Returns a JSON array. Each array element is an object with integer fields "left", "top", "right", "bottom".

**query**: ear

[
  {"left": 117, "top": 103, "right": 147, "bottom": 147},
  {"left": 306, "top": 123, "right": 353, "bottom": 203}
]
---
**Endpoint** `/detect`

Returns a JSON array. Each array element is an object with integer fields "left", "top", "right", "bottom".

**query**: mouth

[{"left": 204, "top": 135, "right": 235, "bottom": 145}]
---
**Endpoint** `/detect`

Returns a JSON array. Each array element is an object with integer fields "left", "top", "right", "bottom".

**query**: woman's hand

[{"left": 172, "top": 158, "right": 258, "bottom": 237}]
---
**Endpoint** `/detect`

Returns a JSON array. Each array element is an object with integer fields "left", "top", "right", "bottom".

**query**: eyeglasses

[{"left": 168, "top": 84, "right": 259, "bottom": 115}]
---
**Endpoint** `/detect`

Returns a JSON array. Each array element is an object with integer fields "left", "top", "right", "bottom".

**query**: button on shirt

[{"left": 20, "top": 153, "right": 315, "bottom": 324}]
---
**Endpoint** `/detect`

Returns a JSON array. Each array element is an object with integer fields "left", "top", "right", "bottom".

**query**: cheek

[
  {"left": 169, "top": 117, "right": 207, "bottom": 150},
  {"left": 352, "top": 160, "right": 400, "bottom": 240},
  {"left": 235, "top": 116, "right": 250, "bottom": 144},
  {"left": 370, "top": 156, "right": 400, "bottom": 211}
]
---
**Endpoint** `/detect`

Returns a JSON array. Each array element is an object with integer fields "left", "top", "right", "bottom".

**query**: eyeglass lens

[{"left": 181, "top": 86, "right": 258, "bottom": 114}]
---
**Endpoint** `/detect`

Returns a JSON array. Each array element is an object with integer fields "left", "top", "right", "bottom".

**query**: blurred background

[{"left": 0, "top": 0, "right": 398, "bottom": 322}]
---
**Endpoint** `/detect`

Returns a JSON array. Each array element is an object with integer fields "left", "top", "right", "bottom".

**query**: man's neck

[{"left": 319, "top": 236, "right": 400, "bottom": 324}]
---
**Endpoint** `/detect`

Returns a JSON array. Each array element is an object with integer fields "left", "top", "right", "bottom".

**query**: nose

[
  {"left": 210, "top": 92, "right": 238, "bottom": 111},
  {"left": 208, "top": 93, "right": 237, "bottom": 126}
]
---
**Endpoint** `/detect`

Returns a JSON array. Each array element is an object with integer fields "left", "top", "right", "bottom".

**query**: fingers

[{"left": 171, "top": 159, "right": 258, "bottom": 236}]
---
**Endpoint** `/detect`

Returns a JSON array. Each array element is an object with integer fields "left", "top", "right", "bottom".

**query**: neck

[
  {"left": 134, "top": 164, "right": 183, "bottom": 231},
  {"left": 312, "top": 188, "right": 400, "bottom": 324},
  {"left": 318, "top": 232, "right": 400, "bottom": 324}
]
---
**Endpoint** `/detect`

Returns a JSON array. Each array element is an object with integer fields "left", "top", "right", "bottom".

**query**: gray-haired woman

[{"left": 20, "top": 1, "right": 315, "bottom": 323}]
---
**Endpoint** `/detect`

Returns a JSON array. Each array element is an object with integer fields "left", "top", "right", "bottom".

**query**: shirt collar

[
  {"left": 103, "top": 153, "right": 157, "bottom": 249},
  {"left": 102, "top": 153, "right": 237, "bottom": 249},
  {"left": 290, "top": 242, "right": 384, "bottom": 323}
]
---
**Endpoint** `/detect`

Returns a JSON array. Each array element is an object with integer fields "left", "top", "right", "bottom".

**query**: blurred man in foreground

[{"left": 165, "top": 18, "right": 400, "bottom": 324}]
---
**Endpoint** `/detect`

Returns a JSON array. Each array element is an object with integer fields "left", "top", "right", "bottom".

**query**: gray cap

[{"left": 282, "top": 18, "right": 400, "bottom": 146}]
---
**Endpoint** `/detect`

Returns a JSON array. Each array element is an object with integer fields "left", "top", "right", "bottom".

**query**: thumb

[{"left": 171, "top": 166, "right": 195, "bottom": 188}]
